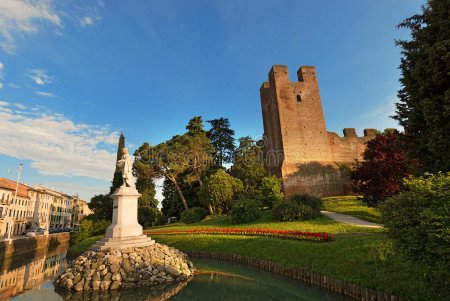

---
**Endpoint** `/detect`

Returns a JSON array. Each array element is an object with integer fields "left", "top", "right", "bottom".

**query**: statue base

[{"left": 92, "top": 186, "right": 155, "bottom": 250}]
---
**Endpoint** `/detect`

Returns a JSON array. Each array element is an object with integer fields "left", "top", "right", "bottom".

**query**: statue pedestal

[{"left": 92, "top": 186, "right": 154, "bottom": 250}]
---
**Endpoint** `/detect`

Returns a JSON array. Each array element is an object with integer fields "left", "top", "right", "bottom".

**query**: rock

[
  {"left": 100, "top": 280, "right": 111, "bottom": 291},
  {"left": 121, "top": 282, "right": 136, "bottom": 289},
  {"left": 83, "top": 279, "right": 91, "bottom": 291},
  {"left": 103, "top": 273, "right": 112, "bottom": 281},
  {"left": 65, "top": 278, "right": 74, "bottom": 290},
  {"left": 110, "top": 281, "right": 120, "bottom": 290},
  {"left": 92, "top": 271, "right": 101, "bottom": 281},
  {"left": 92, "top": 280, "right": 101, "bottom": 291},
  {"left": 165, "top": 266, "right": 181, "bottom": 277},
  {"left": 73, "top": 273, "right": 82, "bottom": 284},
  {"left": 74, "top": 279, "right": 85, "bottom": 291},
  {"left": 101, "top": 267, "right": 108, "bottom": 276},
  {"left": 110, "top": 264, "right": 120, "bottom": 273},
  {"left": 98, "top": 264, "right": 106, "bottom": 271},
  {"left": 109, "top": 255, "right": 120, "bottom": 266}
]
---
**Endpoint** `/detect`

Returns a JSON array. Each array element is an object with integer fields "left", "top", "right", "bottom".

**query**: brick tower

[{"left": 260, "top": 65, "right": 377, "bottom": 197}]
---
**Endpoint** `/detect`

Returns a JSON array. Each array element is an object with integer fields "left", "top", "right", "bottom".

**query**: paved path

[{"left": 320, "top": 211, "right": 383, "bottom": 228}]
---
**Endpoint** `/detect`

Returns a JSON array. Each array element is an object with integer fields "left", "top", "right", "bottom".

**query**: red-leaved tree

[{"left": 350, "top": 130, "right": 412, "bottom": 207}]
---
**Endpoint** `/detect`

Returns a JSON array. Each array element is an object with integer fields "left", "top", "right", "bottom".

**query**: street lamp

[{"left": 6, "top": 164, "right": 22, "bottom": 241}]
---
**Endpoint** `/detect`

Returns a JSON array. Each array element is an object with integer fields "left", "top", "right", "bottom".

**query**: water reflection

[
  {"left": 3, "top": 246, "right": 352, "bottom": 301},
  {"left": 0, "top": 243, "right": 67, "bottom": 299}
]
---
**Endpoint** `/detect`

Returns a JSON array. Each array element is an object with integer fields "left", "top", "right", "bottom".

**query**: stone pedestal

[{"left": 92, "top": 186, "right": 154, "bottom": 250}]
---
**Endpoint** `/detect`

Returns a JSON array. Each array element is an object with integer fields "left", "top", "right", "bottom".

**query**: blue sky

[{"left": 0, "top": 0, "right": 424, "bottom": 201}]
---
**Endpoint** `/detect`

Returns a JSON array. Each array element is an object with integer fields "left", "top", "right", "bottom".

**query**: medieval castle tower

[{"left": 260, "top": 65, "right": 378, "bottom": 197}]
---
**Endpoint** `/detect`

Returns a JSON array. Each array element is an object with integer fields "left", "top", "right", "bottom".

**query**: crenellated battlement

[{"left": 260, "top": 65, "right": 381, "bottom": 197}]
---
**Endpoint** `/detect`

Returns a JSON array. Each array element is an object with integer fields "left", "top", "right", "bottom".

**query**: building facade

[
  {"left": 0, "top": 178, "right": 90, "bottom": 237},
  {"left": 260, "top": 65, "right": 379, "bottom": 197}
]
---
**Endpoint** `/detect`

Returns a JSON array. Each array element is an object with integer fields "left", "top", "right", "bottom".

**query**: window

[{"left": 296, "top": 94, "right": 302, "bottom": 102}]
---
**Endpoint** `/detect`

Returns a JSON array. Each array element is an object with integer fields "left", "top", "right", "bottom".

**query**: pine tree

[
  {"left": 394, "top": 0, "right": 450, "bottom": 173},
  {"left": 110, "top": 133, "right": 125, "bottom": 194},
  {"left": 207, "top": 118, "right": 235, "bottom": 166}
]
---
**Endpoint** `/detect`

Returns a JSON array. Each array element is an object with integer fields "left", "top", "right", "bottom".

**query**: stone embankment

[{"left": 54, "top": 243, "right": 195, "bottom": 291}]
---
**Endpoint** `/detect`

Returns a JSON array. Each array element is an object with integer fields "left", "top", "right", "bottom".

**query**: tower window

[{"left": 296, "top": 95, "right": 302, "bottom": 102}]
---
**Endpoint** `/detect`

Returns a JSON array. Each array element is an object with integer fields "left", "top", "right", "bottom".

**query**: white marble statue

[{"left": 116, "top": 147, "right": 135, "bottom": 189}]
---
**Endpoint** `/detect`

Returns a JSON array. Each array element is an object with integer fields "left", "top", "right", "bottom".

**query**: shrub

[
  {"left": 71, "top": 219, "right": 110, "bottom": 244},
  {"left": 258, "top": 176, "right": 283, "bottom": 209},
  {"left": 273, "top": 194, "right": 322, "bottom": 221},
  {"left": 138, "top": 207, "right": 158, "bottom": 229},
  {"left": 380, "top": 173, "right": 450, "bottom": 267},
  {"left": 350, "top": 130, "right": 413, "bottom": 207},
  {"left": 180, "top": 207, "right": 208, "bottom": 224},
  {"left": 229, "top": 198, "right": 261, "bottom": 224}
]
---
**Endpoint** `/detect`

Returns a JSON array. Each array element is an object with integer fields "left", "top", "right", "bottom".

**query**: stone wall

[
  {"left": 0, "top": 232, "right": 70, "bottom": 260},
  {"left": 260, "top": 65, "right": 379, "bottom": 197}
]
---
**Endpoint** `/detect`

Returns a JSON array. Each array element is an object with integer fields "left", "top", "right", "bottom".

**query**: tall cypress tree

[
  {"left": 394, "top": 0, "right": 450, "bottom": 173},
  {"left": 110, "top": 133, "right": 125, "bottom": 194}
]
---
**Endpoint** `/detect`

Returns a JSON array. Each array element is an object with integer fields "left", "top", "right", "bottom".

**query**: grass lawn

[
  {"left": 67, "top": 235, "right": 102, "bottom": 259},
  {"left": 322, "top": 196, "right": 382, "bottom": 223},
  {"left": 149, "top": 210, "right": 383, "bottom": 235}
]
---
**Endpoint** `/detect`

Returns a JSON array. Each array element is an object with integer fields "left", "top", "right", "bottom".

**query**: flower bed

[{"left": 145, "top": 228, "right": 331, "bottom": 242}]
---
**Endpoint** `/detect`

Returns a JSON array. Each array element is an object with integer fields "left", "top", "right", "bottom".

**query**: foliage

[
  {"left": 198, "top": 169, "right": 243, "bottom": 213},
  {"left": 350, "top": 130, "right": 412, "bottom": 207},
  {"left": 380, "top": 173, "right": 450, "bottom": 269},
  {"left": 273, "top": 194, "right": 322, "bottom": 222},
  {"left": 88, "top": 194, "right": 112, "bottom": 221},
  {"left": 228, "top": 198, "right": 261, "bottom": 224},
  {"left": 161, "top": 177, "right": 203, "bottom": 218},
  {"left": 138, "top": 207, "right": 158, "bottom": 228},
  {"left": 71, "top": 219, "right": 110, "bottom": 244},
  {"left": 231, "top": 136, "right": 269, "bottom": 191},
  {"left": 258, "top": 175, "right": 283, "bottom": 208},
  {"left": 110, "top": 133, "right": 125, "bottom": 194},
  {"left": 180, "top": 207, "right": 208, "bottom": 224},
  {"left": 394, "top": 0, "right": 450, "bottom": 174},
  {"left": 207, "top": 117, "right": 236, "bottom": 166}
]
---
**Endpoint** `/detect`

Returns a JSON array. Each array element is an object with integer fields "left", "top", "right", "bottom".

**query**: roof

[{"left": 0, "top": 177, "right": 30, "bottom": 199}]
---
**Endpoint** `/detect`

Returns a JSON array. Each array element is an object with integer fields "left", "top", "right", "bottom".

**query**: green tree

[
  {"left": 394, "top": 0, "right": 450, "bottom": 173},
  {"left": 231, "top": 136, "right": 269, "bottom": 191},
  {"left": 198, "top": 169, "right": 243, "bottom": 213},
  {"left": 135, "top": 139, "right": 190, "bottom": 210},
  {"left": 88, "top": 194, "right": 113, "bottom": 221},
  {"left": 110, "top": 133, "right": 125, "bottom": 194},
  {"left": 207, "top": 118, "right": 236, "bottom": 166},
  {"left": 259, "top": 175, "right": 284, "bottom": 208}
]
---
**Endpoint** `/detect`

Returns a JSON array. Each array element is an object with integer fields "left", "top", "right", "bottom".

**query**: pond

[{"left": 1, "top": 244, "right": 352, "bottom": 301}]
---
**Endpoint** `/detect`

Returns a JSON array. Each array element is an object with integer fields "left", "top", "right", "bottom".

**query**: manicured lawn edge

[{"left": 187, "top": 250, "right": 409, "bottom": 301}]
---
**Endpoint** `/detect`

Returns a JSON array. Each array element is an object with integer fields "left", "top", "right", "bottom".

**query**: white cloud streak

[
  {"left": 0, "top": 62, "right": 4, "bottom": 89},
  {"left": 0, "top": 0, "right": 61, "bottom": 54},
  {"left": 35, "top": 91, "right": 54, "bottom": 97},
  {"left": 0, "top": 101, "right": 118, "bottom": 180},
  {"left": 27, "top": 68, "right": 53, "bottom": 85}
]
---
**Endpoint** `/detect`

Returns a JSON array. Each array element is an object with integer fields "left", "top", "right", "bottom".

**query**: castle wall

[{"left": 260, "top": 65, "right": 378, "bottom": 197}]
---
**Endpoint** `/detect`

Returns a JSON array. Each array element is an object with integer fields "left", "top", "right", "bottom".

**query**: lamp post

[{"left": 6, "top": 164, "right": 22, "bottom": 241}]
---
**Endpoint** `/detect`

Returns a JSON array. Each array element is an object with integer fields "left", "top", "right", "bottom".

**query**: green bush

[
  {"left": 229, "top": 198, "right": 261, "bottom": 224},
  {"left": 381, "top": 173, "right": 450, "bottom": 267},
  {"left": 273, "top": 194, "right": 323, "bottom": 221},
  {"left": 71, "top": 219, "right": 110, "bottom": 244},
  {"left": 180, "top": 207, "right": 208, "bottom": 224},
  {"left": 258, "top": 176, "right": 283, "bottom": 208}
]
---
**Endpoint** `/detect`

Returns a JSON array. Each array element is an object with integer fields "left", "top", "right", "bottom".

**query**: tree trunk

[
  {"left": 172, "top": 180, "right": 189, "bottom": 211},
  {"left": 208, "top": 203, "right": 214, "bottom": 216}
]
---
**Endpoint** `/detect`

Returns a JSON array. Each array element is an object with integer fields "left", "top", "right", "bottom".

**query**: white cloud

[
  {"left": 35, "top": 91, "right": 54, "bottom": 97},
  {"left": 27, "top": 68, "right": 53, "bottom": 85},
  {"left": 359, "top": 94, "right": 402, "bottom": 131},
  {"left": 0, "top": 101, "right": 119, "bottom": 180},
  {"left": 8, "top": 83, "right": 20, "bottom": 89},
  {"left": 0, "top": 62, "right": 4, "bottom": 88},
  {"left": 0, "top": 0, "right": 61, "bottom": 54}
]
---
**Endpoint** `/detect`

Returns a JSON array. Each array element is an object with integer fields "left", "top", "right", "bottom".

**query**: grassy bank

[
  {"left": 69, "top": 210, "right": 440, "bottom": 300},
  {"left": 322, "top": 196, "right": 381, "bottom": 223}
]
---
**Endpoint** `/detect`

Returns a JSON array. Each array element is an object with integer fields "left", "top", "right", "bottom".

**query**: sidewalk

[{"left": 320, "top": 211, "right": 383, "bottom": 228}]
